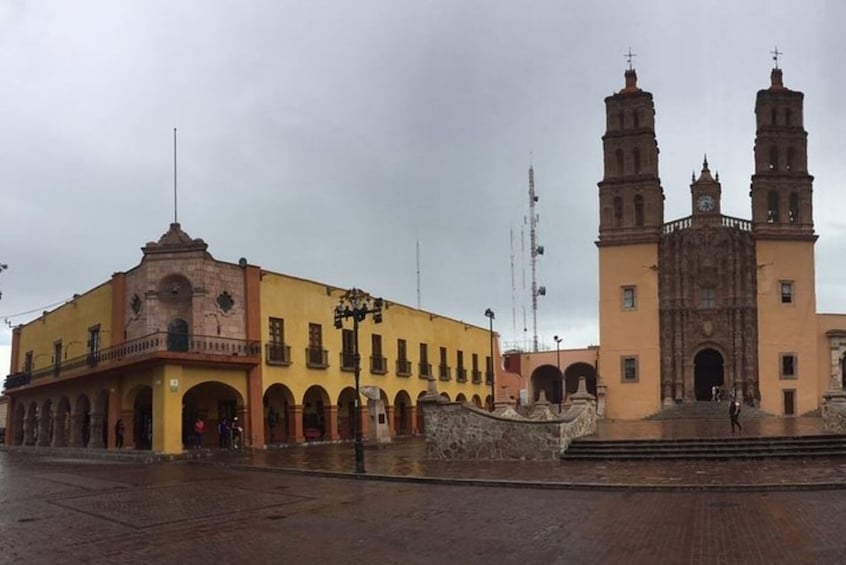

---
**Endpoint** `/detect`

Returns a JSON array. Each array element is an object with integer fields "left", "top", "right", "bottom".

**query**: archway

[
  {"left": 73, "top": 394, "right": 91, "bottom": 447},
  {"left": 53, "top": 397, "right": 71, "bottom": 447},
  {"left": 25, "top": 401, "right": 38, "bottom": 445},
  {"left": 303, "top": 385, "right": 330, "bottom": 441},
  {"left": 93, "top": 389, "right": 109, "bottom": 448},
  {"left": 183, "top": 381, "right": 244, "bottom": 449},
  {"left": 129, "top": 386, "right": 153, "bottom": 450},
  {"left": 471, "top": 394, "right": 482, "bottom": 408},
  {"left": 530, "top": 364, "right": 563, "bottom": 405},
  {"left": 694, "top": 348, "right": 725, "bottom": 401},
  {"left": 38, "top": 399, "right": 53, "bottom": 446},
  {"left": 564, "top": 362, "right": 598, "bottom": 398},
  {"left": 455, "top": 393, "right": 467, "bottom": 404},
  {"left": 13, "top": 404, "right": 25, "bottom": 445},
  {"left": 393, "top": 390, "right": 412, "bottom": 436},
  {"left": 440, "top": 392, "right": 451, "bottom": 401},
  {"left": 416, "top": 391, "right": 428, "bottom": 433},
  {"left": 337, "top": 387, "right": 357, "bottom": 440},
  {"left": 263, "top": 383, "right": 294, "bottom": 445}
]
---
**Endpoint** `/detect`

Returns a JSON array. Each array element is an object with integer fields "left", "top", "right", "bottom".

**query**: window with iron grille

[
  {"left": 780, "top": 353, "right": 797, "bottom": 379},
  {"left": 24, "top": 351, "right": 33, "bottom": 373},
  {"left": 396, "top": 338, "right": 411, "bottom": 376},
  {"left": 267, "top": 317, "right": 290, "bottom": 364},
  {"left": 780, "top": 281, "right": 794, "bottom": 304},
  {"left": 307, "top": 323, "right": 326, "bottom": 367},
  {"left": 340, "top": 329, "right": 355, "bottom": 370},
  {"left": 370, "top": 334, "right": 386, "bottom": 373},
  {"left": 456, "top": 350, "right": 466, "bottom": 381},
  {"left": 419, "top": 343, "right": 431, "bottom": 377},
  {"left": 472, "top": 353, "right": 481, "bottom": 382},
  {"left": 622, "top": 356, "right": 638, "bottom": 382}
]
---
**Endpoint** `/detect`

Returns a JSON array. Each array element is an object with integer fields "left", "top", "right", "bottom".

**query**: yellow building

[{"left": 3, "top": 223, "right": 497, "bottom": 453}]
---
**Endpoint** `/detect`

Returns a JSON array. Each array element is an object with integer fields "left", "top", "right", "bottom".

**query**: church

[
  {"left": 505, "top": 61, "right": 846, "bottom": 423},
  {"left": 596, "top": 61, "right": 846, "bottom": 420}
]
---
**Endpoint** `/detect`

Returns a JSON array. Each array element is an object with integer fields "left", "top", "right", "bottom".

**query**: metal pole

[
  {"left": 489, "top": 316, "right": 495, "bottom": 410},
  {"left": 353, "top": 314, "right": 365, "bottom": 474}
]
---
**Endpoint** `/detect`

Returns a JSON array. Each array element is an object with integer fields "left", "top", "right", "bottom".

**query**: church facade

[{"left": 598, "top": 64, "right": 846, "bottom": 420}]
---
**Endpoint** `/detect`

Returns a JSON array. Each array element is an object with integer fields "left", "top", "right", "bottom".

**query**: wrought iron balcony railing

[
  {"left": 396, "top": 359, "right": 412, "bottom": 377},
  {"left": 265, "top": 343, "right": 292, "bottom": 365},
  {"left": 339, "top": 351, "right": 356, "bottom": 371},
  {"left": 471, "top": 369, "right": 482, "bottom": 383},
  {"left": 438, "top": 364, "right": 451, "bottom": 381},
  {"left": 306, "top": 347, "right": 329, "bottom": 369},
  {"left": 3, "top": 331, "right": 261, "bottom": 391},
  {"left": 370, "top": 355, "right": 387, "bottom": 374},
  {"left": 419, "top": 362, "right": 432, "bottom": 378},
  {"left": 456, "top": 367, "right": 467, "bottom": 382}
]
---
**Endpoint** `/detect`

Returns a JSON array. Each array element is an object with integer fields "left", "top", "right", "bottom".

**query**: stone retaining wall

[{"left": 420, "top": 397, "right": 597, "bottom": 461}]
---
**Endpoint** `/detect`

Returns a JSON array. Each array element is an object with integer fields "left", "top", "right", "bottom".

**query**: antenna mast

[
  {"left": 528, "top": 164, "right": 544, "bottom": 352},
  {"left": 510, "top": 228, "right": 517, "bottom": 343},
  {"left": 173, "top": 128, "right": 178, "bottom": 224}
]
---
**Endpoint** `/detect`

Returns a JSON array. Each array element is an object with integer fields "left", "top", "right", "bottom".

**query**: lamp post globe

[{"left": 333, "top": 288, "right": 384, "bottom": 474}]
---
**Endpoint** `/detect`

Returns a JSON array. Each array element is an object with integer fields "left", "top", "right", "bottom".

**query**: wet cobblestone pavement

[
  {"left": 214, "top": 417, "right": 846, "bottom": 491},
  {"left": 3, "top": 449, "right": 846, "bottom": 564}
]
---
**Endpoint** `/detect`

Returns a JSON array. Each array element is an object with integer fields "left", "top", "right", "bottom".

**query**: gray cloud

[{"left": 1, "top": 1, "right": 845, "bottom": 353}]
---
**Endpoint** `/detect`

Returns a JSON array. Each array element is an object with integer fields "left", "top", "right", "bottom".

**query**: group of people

[{"left": 215, "top": 416, "right": 243, "bottom": 449}]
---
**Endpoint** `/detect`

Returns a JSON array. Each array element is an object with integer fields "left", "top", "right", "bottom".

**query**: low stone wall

[
  {"left": 822, "top": 391, "right": 846, "bottom": 433},
  {"left": 420, "top": 399, "right": 597, "bottom": 461}
]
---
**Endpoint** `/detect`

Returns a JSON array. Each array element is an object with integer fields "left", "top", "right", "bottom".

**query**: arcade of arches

[
  {"left": 530, "top": 362, "right": 598, "bottom": 406},
  {"left": 7, "top": 378, "right": 480, "bottom": 450}
]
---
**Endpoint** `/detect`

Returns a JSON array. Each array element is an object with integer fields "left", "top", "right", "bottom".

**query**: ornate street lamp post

[
  {"left": 484, "top": 308, "right": 495, "bottom": 410},
  {"left": 334, "top": 288, "right": 383, "bottom": 474},
  {"left": 554, "top": 335, "right": 563, "bottom": 410}
]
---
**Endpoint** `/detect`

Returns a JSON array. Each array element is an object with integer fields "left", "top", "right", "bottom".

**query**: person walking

[
  {"left": 193, "top": 416, "right": 205, "bottom": 449},
  {"left": 114, "top": 419, "right": 125, "bottom": 449},
  {"left": 729, "top": 399, "right": 742, "bottom": 433},
  {"left": 218, "top": 417, "right": 229, "bottom": 449}
]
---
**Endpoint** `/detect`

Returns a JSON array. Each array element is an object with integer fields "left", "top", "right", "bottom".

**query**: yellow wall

[
  {"left": 756, "top": 240, "right": 818, "bottom": 415},
  {"left": 258, "top": 272, "right": 493, "bottom": 405},
  {"left": 15, "top": 282, "right": 114, "bottom": 373},
  {"left": 598, "top": 243, "right": 660, "bottom": 419}
]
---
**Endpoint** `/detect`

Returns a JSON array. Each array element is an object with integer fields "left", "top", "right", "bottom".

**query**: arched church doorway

[{"left": 694, "top": 348, "right": 724, "bottom": 401}]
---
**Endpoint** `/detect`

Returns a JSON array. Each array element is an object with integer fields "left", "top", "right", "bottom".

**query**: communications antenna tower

[{"left": 528, "top": 164, "right": 545, "bottom": 352}]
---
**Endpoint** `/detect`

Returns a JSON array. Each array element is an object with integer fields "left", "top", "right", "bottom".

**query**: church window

[
  {"left": 701, "top": 287, "right": 716, "bottom": 309},
  {"left": 788, "top": 192, "right": 799, "bottom": 223},
  {"left": 633, "top": 148, "right": 642, "bottom": 174},
  {"left": 634, "top": 195, "right": 644, "bottom": 226},
  {"left": 621, "top": 356, "right": 638, "bottom": 382},
  {"left": 786, "top": 147, "right": 795, "bottom": 171},
  {"left": 613, "top": 196, "right": 623, "bottom": 227},
  {"left": 767, "top": 190, "right": 780, "bottom": 223},
  {"left": 622, "top": 286, "right": 636, "bottom": 310},
  {"left": 780, "top": 353, "right": 797, "bottom": 379},
  {"left": 780, "top": 281, "right": 794, "bottom": 304},
  {"left": 768, "top": 146, "right": 778, "bottom": 170},
  {"left": 615, "top": 149, "right": 624, "bottom": 176}
]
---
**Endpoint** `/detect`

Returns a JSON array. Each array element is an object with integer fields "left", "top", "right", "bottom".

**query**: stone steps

[
  {"left": 563, "top": 434, "right": 846, "bottom": 460},
  {"left": 645, "top": 401, "right": 771, "bottom": 421}
]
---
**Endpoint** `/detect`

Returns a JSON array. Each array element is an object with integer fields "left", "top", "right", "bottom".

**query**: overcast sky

[{"left": 2, "top": 1, "right": 846, "bottom": 366}]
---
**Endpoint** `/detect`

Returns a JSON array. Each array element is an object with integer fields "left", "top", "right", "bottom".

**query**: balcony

[
  {"left": 419, "top": 362, "right": 432, "bottom": 379},
  {"left": 456, "top": 367, "right": 467, "bottom": 382},
  {"left": 396, "top": 359, "right": 412, "bottom": 377},
  {"left": 370, "top": 355, "right": 387, "bottom": 375},
  {"left": 472, "top": 369, "right": 482, "bottom": 384},
  {"left": 438, "top": 364, "right": 451, "bottom": 381},
  {"left": 306, "top": 347, "right": 329, "bottom": 369},
  {"left": 339, "top": 351, "right": 356, "bottom": 372},
  {"left": 265, "top": 343, "right": 292, "bottom": 366},
  {"left": 3, "top": 331, "right": 261, "bottom": 391},
  {"left": 485, "top": 370, "right": 494, "bottom": 385}
]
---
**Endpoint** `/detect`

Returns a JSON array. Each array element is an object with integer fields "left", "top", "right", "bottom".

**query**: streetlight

[
  {"left": 554, "top": 335, "right": 563, "bottom": 410},
  {"left": 334, "top": 288, "right": 383, "bottom": 474},
  {"left": 484, "top": 308, "right": 495, "bottom": 410}
]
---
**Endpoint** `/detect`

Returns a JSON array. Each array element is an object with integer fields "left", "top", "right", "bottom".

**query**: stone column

[
  {"left": 325, "top": 405, "right": 340, "bottom": 441},
  {"left": 385, "top": 405, "right": 396, "bottom": 437},
  {"left": 290, "top": 405, "right": 304, "bottom": 443},
  {"left": 88, "top": 411, "right": 105, "bottom": 449},
  {"left": 359, "top": 405, "right": 370, "bottom": 439},
  {"left": 24, "top": 415, "right": 37, "bottom": 446},
  {"left": 37, "top": 410, "right": 52, "bottom": 447},
  {"left": 51, "top": 412, "right": 67, "bottom": 447},
  {"left": 408, "top": 405, "right": 418, "bottom": 436},
  {"left": 69, "top": 412, "right": 86, "bottom": 448}
]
